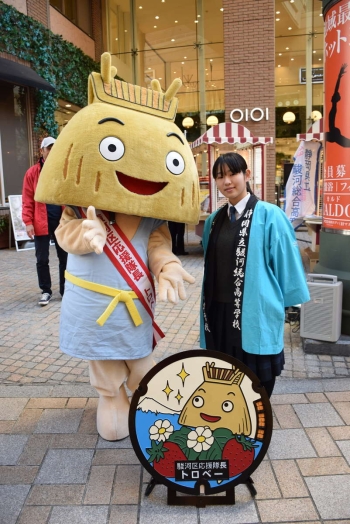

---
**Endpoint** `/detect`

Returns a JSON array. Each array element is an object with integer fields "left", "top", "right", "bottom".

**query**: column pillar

[
  {"left": 223, "top": 0, "right": 275, "bottom": 202},
  {"left": 315, "top": 0, "right": 350, "bottom": 334}
]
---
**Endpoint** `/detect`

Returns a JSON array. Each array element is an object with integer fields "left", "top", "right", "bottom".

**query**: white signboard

[
  {"left": 8, "top": 195, "right": 34, "bottom": 251},
  {"left": 284, "top": 142, "right": 322, "bottom": 226}
]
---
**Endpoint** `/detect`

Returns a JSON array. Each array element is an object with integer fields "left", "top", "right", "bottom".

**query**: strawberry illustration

[
  {"left": 146, "top": 440, "right": 187, "bottom": 477},
  {"left": 222, "top": 435, "right": 257, "bottom": 477}
]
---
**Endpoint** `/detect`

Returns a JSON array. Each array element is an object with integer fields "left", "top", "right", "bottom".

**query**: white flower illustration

[
  {"left": 149, "top": 419, "right": 174, "bottom": 442},
  {"left": 187, "top": 426, "right": 214, "bottom": 453}
]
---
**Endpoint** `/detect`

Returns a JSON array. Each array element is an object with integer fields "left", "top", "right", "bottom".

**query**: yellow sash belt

[{"left": 64, "top": 271, "right": 142, "bottom": 327}]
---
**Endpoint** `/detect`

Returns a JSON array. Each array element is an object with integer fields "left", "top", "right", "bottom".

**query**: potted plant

[{"left": 0, "top": 213, "right": 10, "bottom": 249}]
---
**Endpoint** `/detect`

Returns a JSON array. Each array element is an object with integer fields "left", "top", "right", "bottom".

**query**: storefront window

[
  {"left": 50, "top": 0, "right": 92, "bottom": 35},
  {"left": 0, "top": 81, "right": 30, "bottom": 205},
  {"left": 105, "top": 0, "right": 224, "bottom": 141},
  {"left": 54, "top": 99, "right": 81, "bottom": 134},
  {"left": 275, "top": 0, "right": 324, "bottom": 192}
]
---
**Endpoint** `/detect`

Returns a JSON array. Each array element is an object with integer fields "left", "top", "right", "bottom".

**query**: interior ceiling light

[
  {"left": 276, "top": 10, "right": 280, "bottom": 14},
  {"left": 155, "top": 16, "right": 159, "bottom": 19},
  {"left": 283, "top": 111, "right": 296, "bottom": 124},
  {"left": 311, "top": 110, "right": 322, "bottom": 121},
  {"left": 154, "top": 25, "right": 157, "bottom": 28},
  {"left": 171, "top": 39, "right": 175, "bottom": 41},
  {"left": 207, "top": 115, "right": 218, "bottom": 126},
  {"left": 139, "top": 5, "right": 142, "bottom": 8},
  {"left": 278, "top": 64, "right": 281, "bottom": 67},
  {"left": 291, "top": 58, "right": 294, "bottom": 61},
  {"left": 288, "top": 27, "right": 292, "bottom": 30},
  {"left": 194, "top": 20, "right": 198, "bottom": 23},
  {"left": 210, "top": 59, "right": 213, "bottom": 62},
  {"left": 175, "top": 20, "right": 178, "bottom": 23},
  {"left": 279, "top": 53, "right": 282, "bottom": 56},
  {"left": 115, "top": 37, "right": 118, "bottom": 40},
  {"left": 286, "top": 47, "right": 289, "bottom": 50},
  {"left": 220, "top": 8, "right": 224, "bottom": 11},
  {"left": 65, "top": 104, "right": 71, "bottom": 107},
  {"left": 276, "top": 18, "right": 280, "bottom": 21},
  {"left": 182, "top": 61, "right": 185, "bottom": 64},
  {"left": 313, "top": 50, "right": 316, "bottom": 53},
  {"left": 184, "top": 56, "right": 187, "bottom": 59}
]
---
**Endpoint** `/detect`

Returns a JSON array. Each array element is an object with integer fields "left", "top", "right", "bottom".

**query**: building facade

[{"left": 0, "top": 0, "right": 324, "bottom": 206}]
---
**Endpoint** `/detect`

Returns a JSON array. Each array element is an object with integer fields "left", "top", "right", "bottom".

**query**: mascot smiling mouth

[
  {"left": 200, "top": 413, "right": 221, "bottom": 423},
  {"left": 116, "top": 171, "right": 168, "bottom": 196}
]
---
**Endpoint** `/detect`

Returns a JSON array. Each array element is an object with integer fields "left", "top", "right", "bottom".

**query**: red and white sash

[{"left": 79, "top": 208, "right": 164, "bottom": 349}]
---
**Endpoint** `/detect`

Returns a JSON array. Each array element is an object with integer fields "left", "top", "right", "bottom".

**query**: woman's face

[{"left": 215, "top": 163, "right": 250, "bottom": 206}]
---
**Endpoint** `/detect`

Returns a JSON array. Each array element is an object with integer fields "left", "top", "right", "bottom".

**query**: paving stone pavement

[{"left": 1, "top": 232, "right": 350, "bottom": 523}]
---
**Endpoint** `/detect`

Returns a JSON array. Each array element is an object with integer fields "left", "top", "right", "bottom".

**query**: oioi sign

[{"left": 230, "top": 107, "right": 269, "bottom": 123}]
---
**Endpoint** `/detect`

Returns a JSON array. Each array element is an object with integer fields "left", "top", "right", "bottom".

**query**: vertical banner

[
  {"left": 324, "top": 1, "right": 350, "bottom": 230},
  {"left": 285, "top": 141, "right": 321, "bottom": 225}
]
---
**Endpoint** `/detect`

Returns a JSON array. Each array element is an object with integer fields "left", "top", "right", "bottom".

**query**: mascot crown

[
  {"left": 202, "top": 362, "right": 245, "bottom": 386},
  {"left": 88, "top": 52, "right": 182, "bottom": 121}
]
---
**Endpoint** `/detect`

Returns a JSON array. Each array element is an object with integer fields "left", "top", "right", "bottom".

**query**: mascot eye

[
  {"left": 192, "top": 396, "right": 204, "bottom": 408},
  {"left": 99, "top": 137, "right": 125, "bottom": 161},
  {"left": 222, "top": 401, "right": 234, "bottom": 413},
  {"left": 166, "top": 151, "right": 185, "bottom": 175}
]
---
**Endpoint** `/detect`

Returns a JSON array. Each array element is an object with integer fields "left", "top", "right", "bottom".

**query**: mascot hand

[
  {"left": 158, "top": 262, "right": 195, "bottom": 303},
  {"left": 82, "top": 206, "right": 107, "bottom": 254}
]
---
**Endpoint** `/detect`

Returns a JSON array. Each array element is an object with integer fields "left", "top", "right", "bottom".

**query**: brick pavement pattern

[{"left": 1, "top": 237, "right": 350, "bottom": 523}]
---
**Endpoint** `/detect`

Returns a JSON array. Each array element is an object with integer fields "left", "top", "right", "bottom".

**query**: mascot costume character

[{"left": 35, "top": 52, "right": 200, "bottom": 441}]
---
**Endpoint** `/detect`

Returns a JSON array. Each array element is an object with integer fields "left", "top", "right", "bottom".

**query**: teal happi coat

[{"left": 200, "top": 200, "right": 310, "bottom": 355}]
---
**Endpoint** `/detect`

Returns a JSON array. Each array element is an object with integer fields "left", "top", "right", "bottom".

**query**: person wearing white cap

[{"left": 22, "top": 137, "right": 68, "bottom": 306}]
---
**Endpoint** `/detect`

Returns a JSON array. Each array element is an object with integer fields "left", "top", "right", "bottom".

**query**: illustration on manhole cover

[{"left": 129, "top": 350, "right": 272, "bottom": 495}]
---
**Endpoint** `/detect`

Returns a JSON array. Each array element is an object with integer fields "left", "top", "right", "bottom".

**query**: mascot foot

[{"left": 96, "top": 395, "right": 130, "bottom": 441}]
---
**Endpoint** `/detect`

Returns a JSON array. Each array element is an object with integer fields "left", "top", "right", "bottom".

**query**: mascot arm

[
  {"left": 55, "top": 205, "right": 107, "bottom": 255},
  {"left": 148, "top": 223, "right": 195, "bottom": 304},
  {"left": 148, "top": 223, "right": 179, "bottom": 277}
]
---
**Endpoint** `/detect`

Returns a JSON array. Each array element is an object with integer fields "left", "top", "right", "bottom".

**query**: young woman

[{"left": 200, "top": 152, "right": 310, "bottom": 397}]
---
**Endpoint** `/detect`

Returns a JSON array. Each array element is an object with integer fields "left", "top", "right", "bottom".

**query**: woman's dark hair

[{"left": 212, "top": 152, "right": 254, "bottom": 194}]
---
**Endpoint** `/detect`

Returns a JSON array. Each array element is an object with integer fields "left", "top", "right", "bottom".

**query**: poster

[
  {"left": 284, "top": 141, "right": 321, "bottom": 226},
  {"left": 324, "top": 1, "right": 350, "bottom": 230},
  {"left": 8, "top": 195, "right": 31, "bottom": 242}
]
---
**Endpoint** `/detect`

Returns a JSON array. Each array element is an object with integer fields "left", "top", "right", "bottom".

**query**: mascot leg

[
  {"left": 125, "top": 353, "right": 155, "bottom": 392},
  {"left": 89, "top": 360, "right": 130, "bottom": 441}
]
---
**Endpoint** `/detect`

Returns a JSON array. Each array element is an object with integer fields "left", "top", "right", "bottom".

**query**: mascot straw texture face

[
  {"left": 35, "top": 53, "right": 200, "bottom": 225},
  {"left": 179, "top": 362, "right": 252, "bottom": 435}
]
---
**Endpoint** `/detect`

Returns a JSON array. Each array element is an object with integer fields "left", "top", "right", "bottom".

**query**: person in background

[
  {"left": 168, "top": 220, "right": 188, "bottom": 255},
  {"left": 200, "top": 152, "right": 310, "bottom": 398},
  {"left": 22, "top": 137, "right": 68, "bottom": 306}
]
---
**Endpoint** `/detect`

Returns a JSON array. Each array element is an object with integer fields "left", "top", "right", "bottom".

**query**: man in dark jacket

[{"left": 22, "top": 137, "right": 68, "bottom": 306}]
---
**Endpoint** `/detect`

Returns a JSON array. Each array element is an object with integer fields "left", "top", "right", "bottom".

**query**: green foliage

[
  {"left": 0, "top": 2, "right": 116, "bottom": 136},
  {"left": 0, "top": 214, "right": 9, "bottom": 235}
]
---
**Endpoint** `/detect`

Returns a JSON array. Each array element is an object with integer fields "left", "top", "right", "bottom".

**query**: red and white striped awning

[
  {"left": 297, "top": 118, "right": 324, "bottom": 142},
  {"left": 190, "top": 122, "right": 273, "bottom": 149}
]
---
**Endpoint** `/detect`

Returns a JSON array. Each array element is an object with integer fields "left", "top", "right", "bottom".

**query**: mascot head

[
  {"left": 35, "top": 53, "right": 200, "bottom": 224},
  {"left": 178, "top": 362, "right": 252, "bottom": 435}
]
